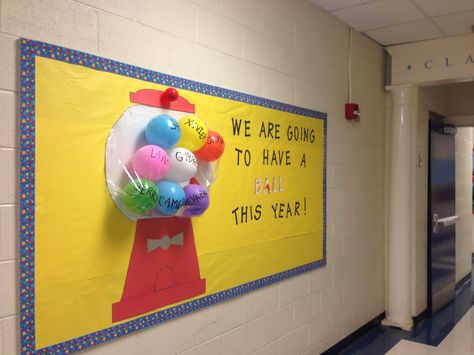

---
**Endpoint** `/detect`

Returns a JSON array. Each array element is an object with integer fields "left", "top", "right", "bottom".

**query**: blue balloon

[
  {"left": 145, "top": 114, "right": 181, "bottom": 149},
  {"left": 155, "top": 180, "right": 185, "bottom": 215}
]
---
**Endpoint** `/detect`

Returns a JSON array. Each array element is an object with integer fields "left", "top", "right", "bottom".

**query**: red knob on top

[{"left": 164, "top": 87, "right": 179, "bottom": 102}]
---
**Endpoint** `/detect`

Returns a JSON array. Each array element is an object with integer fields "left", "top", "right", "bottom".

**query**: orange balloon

[{"left": 194, "top": 130, "right": 225, "bottom": 161}]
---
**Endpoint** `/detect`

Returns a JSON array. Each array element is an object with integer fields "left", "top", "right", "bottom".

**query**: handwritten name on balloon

[{"left": 107, "top": 109, "right": 225, "bottom": 220}]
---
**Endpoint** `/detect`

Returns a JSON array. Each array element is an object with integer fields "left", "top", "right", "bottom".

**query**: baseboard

[
  {"left": 413, "top": 309, "right": 427, "bottom": 326},
  {"left": 455, "top": 273, "right": 471, "bottom": 296},
  {"left": 321, "top": 312, "right": 385, "bottom": 355}
]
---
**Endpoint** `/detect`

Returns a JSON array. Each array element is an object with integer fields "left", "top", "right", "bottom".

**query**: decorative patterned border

[{"left": 19, "top": 38, "right": 327, "bottom": 354}]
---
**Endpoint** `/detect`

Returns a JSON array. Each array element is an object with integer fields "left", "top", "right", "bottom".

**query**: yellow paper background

[{"left": 35, "top": 57, "right": 325, "bottom": 348}]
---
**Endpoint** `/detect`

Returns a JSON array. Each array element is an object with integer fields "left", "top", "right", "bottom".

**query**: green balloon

[{"left": 122, "top": 179, "right": 159, "bottom": 215}]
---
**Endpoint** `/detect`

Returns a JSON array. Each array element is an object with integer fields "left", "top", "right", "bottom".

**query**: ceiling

[{"left": 310, "top": 0, "right": 474, "bottom": 46}]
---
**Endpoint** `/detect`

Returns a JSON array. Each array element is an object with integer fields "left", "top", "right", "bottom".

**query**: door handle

[{"left": 432, "top": 214, "right": 460, "bottom": 233}]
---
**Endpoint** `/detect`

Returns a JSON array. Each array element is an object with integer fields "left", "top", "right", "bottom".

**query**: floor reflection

[{"left": 340, "top": 276, "right": 473, "bottom": 354}]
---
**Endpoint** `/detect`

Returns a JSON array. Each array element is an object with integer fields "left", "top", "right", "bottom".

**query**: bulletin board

[{"left": 19, "top": 38, "right": 327, "bottom": 354}]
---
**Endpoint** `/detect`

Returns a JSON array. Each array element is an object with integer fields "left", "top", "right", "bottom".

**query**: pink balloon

[{"left": 131, "top": 145, "right": 170, "bottom": 181}]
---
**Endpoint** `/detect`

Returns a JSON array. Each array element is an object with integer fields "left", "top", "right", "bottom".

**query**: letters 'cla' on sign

[{"left": 19, "top": 38, "right": 327, "bottom": 354}]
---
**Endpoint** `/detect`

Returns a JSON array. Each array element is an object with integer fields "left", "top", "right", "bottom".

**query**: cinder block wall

[
  {"left": 446, "top": 82, "right": 474, "bottom": 270},
  {"left": 454, "top": 127, "right": 473, "bottom": 282},
  {"left": 0, "top": 0, "right": 386, "bottom": 353}
]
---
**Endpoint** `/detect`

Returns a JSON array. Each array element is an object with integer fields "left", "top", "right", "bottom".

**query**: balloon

[
  {"left": 145, "top": 114, "right": 180, "bottom": 149},
  {"left": 194, "top": 130, "right": 225, "bottom": 161},
  {"left": 122, "top": 179, "right": 159, "bottom": 215},
  {"left": 131, "top": 145, "right": 170, "bottom": 181},
  {"left": 165, "top": 147, "right": 198, "bottom": 183},
  {"left": 182, "top": 184, "right": 209, "bottom": 217},
  {"left": 177, "top": 116, "right": 208, "bottom": 151},
  {"left": 156, "top": 181, "right": 185, "bottom": 215}
]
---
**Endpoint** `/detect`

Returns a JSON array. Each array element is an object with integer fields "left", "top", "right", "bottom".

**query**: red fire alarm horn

[{"left": 345, "top": 103, "right": 360, "bottom": 121}]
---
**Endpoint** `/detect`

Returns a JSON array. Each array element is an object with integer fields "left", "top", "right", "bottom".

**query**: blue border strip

[
  {"left": 18, "top": 38, "right": 327, "bottom": 354},
  {"left": 19, "top": 38, "right": 37, "bottom": 355}
]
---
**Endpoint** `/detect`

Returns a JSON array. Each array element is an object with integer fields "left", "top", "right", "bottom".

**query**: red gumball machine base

[{"left": 112, "top": 217, "right": 206, "bottom": 322}]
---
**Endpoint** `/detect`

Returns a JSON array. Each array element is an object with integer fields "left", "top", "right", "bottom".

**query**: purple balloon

[{"left": 182, "top": 184, "right": 209, "bottom": 217}]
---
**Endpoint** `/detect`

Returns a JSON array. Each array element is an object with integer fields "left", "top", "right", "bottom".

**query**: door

[{"left": 428, "top": 116, "right": 458, "bottom": 315}]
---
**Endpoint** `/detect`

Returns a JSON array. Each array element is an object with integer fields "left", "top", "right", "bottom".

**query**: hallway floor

[{"left": 340, "top": 277, "right": 474, "bottom": 354}]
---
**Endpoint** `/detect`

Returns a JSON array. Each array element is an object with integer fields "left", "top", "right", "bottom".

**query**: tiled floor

[
  {"left": 340, "top": 276, "right": 474, "bottom": 354},
  {"left": 387, "top": 307, "right": 474, "bottom": 354}
]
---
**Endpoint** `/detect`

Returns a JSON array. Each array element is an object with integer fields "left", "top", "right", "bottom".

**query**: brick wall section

[
  {"left": 454, "top": 127, "right": 473, "bottom": 282},
  {"left": 446, "top": 83, "right": 474, "bottom": 266},
  {"left": 0, "top": 0, "right": 386, "bottom": 353}
]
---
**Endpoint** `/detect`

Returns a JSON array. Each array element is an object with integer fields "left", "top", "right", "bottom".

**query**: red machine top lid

[{"left": 130, "top": 88, "right": 195, "bottom": 114}]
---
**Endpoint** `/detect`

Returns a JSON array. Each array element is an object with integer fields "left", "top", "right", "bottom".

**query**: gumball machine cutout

[{"left": 106, "top": 88, "right": 214, "bottom": 322}]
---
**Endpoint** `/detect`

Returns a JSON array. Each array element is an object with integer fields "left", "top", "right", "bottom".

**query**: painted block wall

[
  {"left": 446, "top": 82, "right": 474, "bottom": 272},
  {"left": 454, "top": 127, "right": 473, "bottom": 282},
  {"left": 0, "top": 0, "right": 387, "bottom": 354},
  {"left": 444, "top": 82, "right": 474, "bottom": 256},
  {"left": 447, "top": 82, "right": 474, "bottom": 118}
]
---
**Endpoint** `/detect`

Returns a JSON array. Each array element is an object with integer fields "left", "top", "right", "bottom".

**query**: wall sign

[
  {"left": 19, "top": 38, "right": 327, "bottom": 354},
  {"left": 387, "top": 33, "right": 474, "bottom": 85}
]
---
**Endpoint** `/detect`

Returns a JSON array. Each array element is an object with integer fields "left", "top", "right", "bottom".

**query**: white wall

[
  {"left": 447, "top": 82, "right": 474, "bottom": 118},
  {"left": 446, "top": 82, "right": 474, "bottom": 261},
  {"left": 0, "top": 0, "right": 387, "bottom": 354},
  {"left": 444, "top": 83, "right": 474, "bottom": 276},
  {"left": 454, "top": 127, "right": 473, "bottom": 282}
]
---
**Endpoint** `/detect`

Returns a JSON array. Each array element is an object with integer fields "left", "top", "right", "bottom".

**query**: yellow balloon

[{"left": 177, "top": 115, "right": 208, "bottom": 151}]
